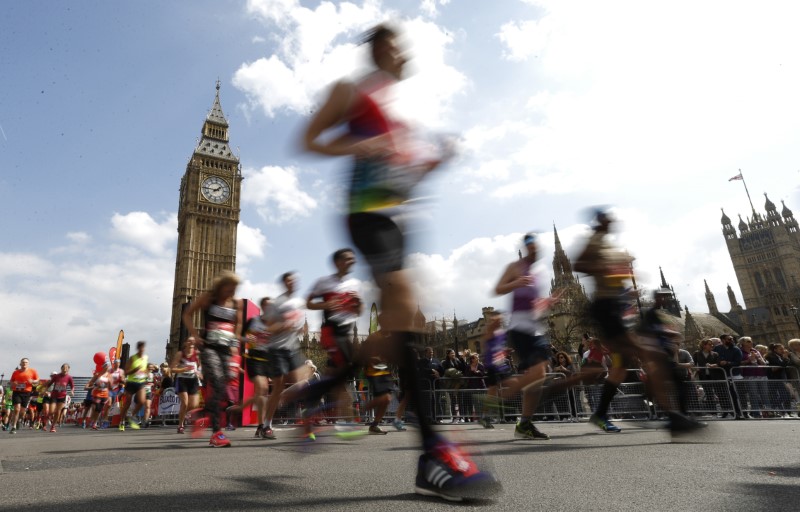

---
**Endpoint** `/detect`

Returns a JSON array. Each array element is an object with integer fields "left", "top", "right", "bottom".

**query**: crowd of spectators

[{"left": 6, "top": 335, "right": 800, "bottom": 430}]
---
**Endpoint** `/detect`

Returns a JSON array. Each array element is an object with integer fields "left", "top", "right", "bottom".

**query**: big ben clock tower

[{"left": 168, "top": 81, "right": 242, "bottom": 357}]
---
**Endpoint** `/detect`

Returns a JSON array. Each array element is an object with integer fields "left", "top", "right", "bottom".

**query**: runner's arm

[
  {"left": 170, "top": 351, "right": 187, "bottom": 374},
  {"left": 303, "top": 81, "right": 357, "bottom": 157},
  {"left": 182, "top": 292, "right": 211, "bottom": 342},
  {"left": 494, "top": 263, "right": 523, "bottom": 296},
  {"left": 573, "top": 241, "right": 598, "bottom": 274}
]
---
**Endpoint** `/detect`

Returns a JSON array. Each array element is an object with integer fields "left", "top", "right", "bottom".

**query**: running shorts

[
  {"left": 93, "top": 397, "right": 108, "bottom": 413},
  {"left": 265, "top": 348, "right": 304, "bottom": 378},
  {"left": 348, "top": 212, "right": 404, "bottom": 276},
  {"left": 367, "top": 375, "right": 394, "bottom": 397},
  {"left": 507, "top": 331, "right": 551, "bottom": 372},
  {"left": 176, "top": 377, "right": 199, "bottom": 396},
  {"left": 125, "top": 382, "right": 144, "bottom": 395},
  {"left": 12, "top": 392, "right": 31, "bottom": 408},
  {"left": 589, "top": 298, "right": 629, "bottom": 340},
  {"left": 245, "top": 351, "right": 270, "bottom": 380}
]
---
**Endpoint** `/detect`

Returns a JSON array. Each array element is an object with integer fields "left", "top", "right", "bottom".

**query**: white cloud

[
  {"left": 235, "top": 1, "right": 468, "bottom": 127},
  {"left": 473, "top": 2, "right": 800, "bottom": 199},
  {"left": 236, "top": 222, "right": 268, "bottom": 264},
  {"left": 419, "top": 0, "right": 450, "bottom": 18},
  {"left": 241, "top": 165, "right": 318, "bottom": 224},
  {"left": 235, "top": 0, "right": 380, "bottom": 117},
  {"left": 497, "top": 17, "right": 552, "bottom": 62},
  {"left": 0, "top": 217, "right": 177, "bottom": 373},
  {"left": 110, "top": 211, "right": 177, "bottom": 255},
  {"left": 0, "top": 253, "right": 53, "bottom": 279},
  {"left": 66, "top": 231, "right": 91, "bottom": 244}
]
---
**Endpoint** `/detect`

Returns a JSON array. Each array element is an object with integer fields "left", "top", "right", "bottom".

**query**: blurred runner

[
  {"left": 8, "top": 358, "right": 39, "bottom": 434},
  {"left": 85, "top": 363, "right": 111, "bottom": 430},
  {"left": 118, "top": 341, "right": 149, "bottom": 431},
  {"left": 574, "top": 209, "right": 705, "bottom": 435},
  {"left": 48, "top": 365, "right": 75, "bottom": 430},
  {"left": 171, "top": 338, "right": 201, "bottom": 434},
  {"left": 491, "top": 233, "right": 560, "bottom": 440},
  {"left": 260, "top": 272, "right": 306, "bottom": 440},
  {"left": 182, "top": 271, "right": 242, "bottom": 447},
  {"left": 302, "top": 23, "right": 500, "bottom": 501}
]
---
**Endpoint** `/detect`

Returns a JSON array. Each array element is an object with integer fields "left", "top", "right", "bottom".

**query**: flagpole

[{"left": 738, "top": 169, "right": 756, "bottom": 212}]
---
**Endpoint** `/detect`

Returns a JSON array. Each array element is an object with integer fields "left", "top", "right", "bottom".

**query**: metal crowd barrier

[
  {"left": 145, "top": 366, "right": 800, "bottom": 426},
  {"left": 729, "top": 366, "right": 800, "bottom": 418},
  {"left": 654, "top": 367, "right": 737, "bottom": 418}
]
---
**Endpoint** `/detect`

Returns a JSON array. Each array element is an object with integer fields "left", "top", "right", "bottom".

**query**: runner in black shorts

[
  {"left": 301, "top": 249, "right": 363, "bottom": 435},
  {"left": 575, "top": 209, "right": 705, "bottom": 434},
  {"left": 302, "top": 23, "right": 499, "bottom": 501},
  {"left": 260, "top": 272, "right": 306, "bottom": 440},
  {"left": 492, "top": 233, "right": 561, "bottom": 439},
  {"left": 239, "top": 297, "right": 272, "bottom": 438}
]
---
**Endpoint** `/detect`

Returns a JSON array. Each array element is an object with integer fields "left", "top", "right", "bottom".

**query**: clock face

[{"left": 201, "top": 176, "right": 231, "bottom": 204}]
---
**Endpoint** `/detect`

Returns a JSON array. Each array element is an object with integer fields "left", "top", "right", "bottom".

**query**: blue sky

[{"left": 2, "top": 0, "right": 799, "bottom": 375}]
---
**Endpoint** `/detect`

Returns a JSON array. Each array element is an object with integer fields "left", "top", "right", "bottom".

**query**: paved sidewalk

[{"left": 1, "top": 420, "right": 799, "bottom": 511}]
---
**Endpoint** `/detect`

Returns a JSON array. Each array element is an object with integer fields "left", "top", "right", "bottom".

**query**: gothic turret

[
  {"left": 738, "top": 214, "right": 749, "bottom": 233},
  {"left": 782, "top": 200, "right": 798, "bottom": 233},
  {"left": 782, "top": 200, "right": 793, "bottom": 219},
  {"left": 195, "top": 80, "right": 237, "bottom": 163},
  {"left": 655, "top": 267, "right": 682, "bottom": 316},
  {"left": 721, "top": 208, "right": 736, "bottom": 239},
  {"left": 704, "top": 280, "right": 719, "bottom": 315},
  {"left": 765, "top": 193, "right": 781, "bottom": 226},
  {"left": 727, "top": 284, "right": 740, "bottom": 309},
  {"left": 683, "top": 306, "right": 704, "bottom": 346},
  {"left": 551, "top": 224, "right": 578, "bottom": 289}
]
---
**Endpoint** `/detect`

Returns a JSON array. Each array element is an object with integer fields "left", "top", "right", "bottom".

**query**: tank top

[
  {"left": 178, "top": 351, "right": 199, "bottom": 378},
  {"left": 144, "top": 373, "right": 154, "bottom": 394},
  {"left": 127, "top": 354, "right": 149, "bottom": 383},
  {"left": 109, "top": 369, "right": 125, "bottom": 390},
  {"left": 508, "top": 262, "right": 546, "bottom": 335},
  {"left": 482, "top": 330, "right": 510, "bottom": 372},
  {"left": 50, "top": 373, "right": 73, "bottom": 399},
  {"left": 347, "top": 71, "right": 422, "bottom": 214},
  {"left": 205, "top": 302, "right": 238, "bottom": 346},
  {"left": 244, "top": 316, "right": 270, "bottom": 355},
  {"left": 92, "top": 374, "right": 110, "bottom": 399}
]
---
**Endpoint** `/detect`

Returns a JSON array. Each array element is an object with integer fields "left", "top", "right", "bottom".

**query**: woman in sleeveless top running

[
  {"left": 181, "top": 271, "right": 242, "bottom": 448},
  {"left": 171, "top": 338, "right": 201, "bottom": 434},
  {"left": 85, "top": 367, "right": 111, "bottom": 430}
]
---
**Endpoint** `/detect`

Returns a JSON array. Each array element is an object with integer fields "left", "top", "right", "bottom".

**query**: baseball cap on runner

[{"left": 523, "top": 233, "right": 537, "bottom": 245}]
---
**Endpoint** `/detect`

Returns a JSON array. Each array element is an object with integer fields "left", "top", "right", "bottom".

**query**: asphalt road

[{"left": 1, "top": 419, "right": 798, "bottom": 511}]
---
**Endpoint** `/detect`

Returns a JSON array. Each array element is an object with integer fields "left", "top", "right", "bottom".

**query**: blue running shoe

[{"left": 590, "top": 414, "right": 622, "bottom": 433}]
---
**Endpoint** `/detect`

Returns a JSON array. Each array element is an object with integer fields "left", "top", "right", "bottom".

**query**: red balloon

[{"left": 93, "top": 351, "right": 107, "bottom": 366}]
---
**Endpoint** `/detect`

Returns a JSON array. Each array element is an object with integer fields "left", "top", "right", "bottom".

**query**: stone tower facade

[
  {"left": 168, "top": 82, "right": 243, "bottom": 356},
  {"left": 719, "top": 194, "right": 800, "bottom": 344},
  {"left": 548, "top": 225, "right": 590, "bottom": 350},
  {"left": 656, "top": 267, "right": 682, "bottom": 316}
]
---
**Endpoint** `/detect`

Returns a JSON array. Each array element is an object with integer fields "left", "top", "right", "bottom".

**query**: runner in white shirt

[{"left": 260, "top": 272, "right": 307, "bottom": 440}]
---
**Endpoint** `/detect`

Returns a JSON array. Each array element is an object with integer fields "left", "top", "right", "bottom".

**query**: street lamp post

[{"left": 790, "top": 305, "right": 800, "bottom": 331}]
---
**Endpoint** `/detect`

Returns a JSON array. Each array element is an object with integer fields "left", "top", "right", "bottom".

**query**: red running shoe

[
  {"left": 209, "top": 431, "right": 231, "bottom": 448},
  {"left": 191, "top": 415, "right": 209, "bottom": 439}
]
